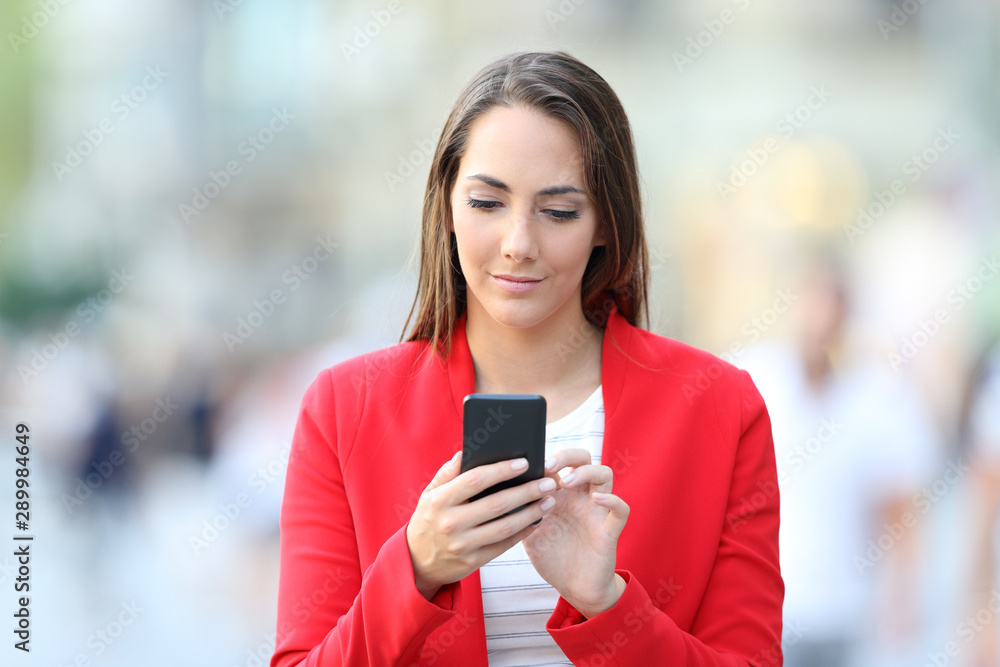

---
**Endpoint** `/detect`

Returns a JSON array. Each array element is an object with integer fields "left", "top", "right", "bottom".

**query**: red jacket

[{"left": 271, "top": 303, "right": 783, "bottom": 667}]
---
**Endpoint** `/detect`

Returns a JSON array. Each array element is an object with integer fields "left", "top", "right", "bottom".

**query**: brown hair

[{"left": 401, "top": 50, "right": 649, "bottom": 358}]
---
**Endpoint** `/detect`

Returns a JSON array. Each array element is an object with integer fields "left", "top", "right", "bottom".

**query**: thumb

[{"left": 426, "top": 451, "right": 462, "bottom": 491}]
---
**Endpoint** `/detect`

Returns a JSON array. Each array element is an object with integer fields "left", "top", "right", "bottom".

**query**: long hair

[{"left": 400, "top": 50, "right": 649, "bottom": 358}]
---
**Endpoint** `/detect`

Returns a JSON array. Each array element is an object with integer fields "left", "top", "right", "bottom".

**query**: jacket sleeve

[
  {"left": 545, "top": 370, "right": 784, "bottom": 666},
  {"left": 270, "top": 368, "right": 462, "bottom": 667}
]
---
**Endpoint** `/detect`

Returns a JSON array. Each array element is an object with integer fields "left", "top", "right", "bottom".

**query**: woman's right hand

[{"left": 405, "top": 451, "right": 557, "bottom": 600}]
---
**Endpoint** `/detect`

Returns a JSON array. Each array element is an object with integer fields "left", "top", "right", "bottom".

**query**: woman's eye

[
  {"left": 544, "top": 209, "right": 581, "bottom": 221},
  {"left": 465, "top": 197, "right": 580, "bottom": 221},
  {"left": 466, "top": 197, "right": 501, "bottom": 210}
]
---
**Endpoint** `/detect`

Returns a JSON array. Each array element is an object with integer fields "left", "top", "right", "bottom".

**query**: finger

[
  {"left": 560, "top": 464, "right": 613, "bottom": 493},
  {"left": 464, "top": 476, "right": 557, "bottom": 526},
  {"left": 468, "top": 496, "right": 551, "bottom": 550},
  {"left": 476, "top": 521, "right": 540, "bottom": 563},
  {"left": 425, "top": 451, "right": 462, "bottom": 492},
  {"left": 591, "top": 492, "right": 629, "bottom": 539},
  {"left": 451, "top": 457, "right": 534, "bottom": 504},
  {"left": 544, "top": 448, "right": 593, "bottom": 474}
]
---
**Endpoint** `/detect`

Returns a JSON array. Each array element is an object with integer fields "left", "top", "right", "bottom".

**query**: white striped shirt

[{"left": 480, "top": 385, "right": 605, "bottom": 666}]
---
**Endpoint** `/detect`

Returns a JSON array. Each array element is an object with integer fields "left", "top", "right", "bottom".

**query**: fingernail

[
  {"left": 562, "top": 472, "right": 576, "bottom": 485},
  {"left": 539, "top": 478, "right": 556, "bottom": 492},
  {"left": 544, "top": 458, "right": 557, "bottom": 471},
  {"left": 592, "top": 492, "right": 608, "bottom": 500},
  {"left": 511, "top": 458, "right": 528, "bottom": 471},
  {"left": 541, "top": 496, "right": 555, "bottom": 511}
]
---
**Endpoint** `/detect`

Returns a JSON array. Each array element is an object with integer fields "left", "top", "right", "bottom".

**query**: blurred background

[{"left": 0, "top": 0, "right": 998, "bottom": 665}]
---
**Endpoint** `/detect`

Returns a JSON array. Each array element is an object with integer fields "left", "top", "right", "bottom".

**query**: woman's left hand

[{"left": 522, "top": 448, "right": 630, "bottom": 618}]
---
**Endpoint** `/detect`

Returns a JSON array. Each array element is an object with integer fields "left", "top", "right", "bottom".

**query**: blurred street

[{"left": 1, "top": 1, "right": 999, "bottom": 665}]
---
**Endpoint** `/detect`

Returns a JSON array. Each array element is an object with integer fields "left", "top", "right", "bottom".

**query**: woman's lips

[{"left": 491, "top": 275, "right": 543, "bottom": 293}]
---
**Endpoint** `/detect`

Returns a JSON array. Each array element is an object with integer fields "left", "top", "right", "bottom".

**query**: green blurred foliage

[{"left": 0, "top": 0, "right": 33, "bottom": 226}]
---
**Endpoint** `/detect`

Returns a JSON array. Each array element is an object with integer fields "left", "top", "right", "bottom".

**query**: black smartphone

[{"left": 461, "top": 394, "right": 547, "bottom": 516}]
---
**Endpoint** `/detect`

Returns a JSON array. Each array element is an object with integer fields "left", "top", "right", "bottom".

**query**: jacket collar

[{"left": 447, "top": 303, "right": 631, "bottom": 423}]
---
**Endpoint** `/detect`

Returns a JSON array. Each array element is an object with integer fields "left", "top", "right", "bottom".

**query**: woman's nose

[{"left": 500, "top": 208, "right": 538, "bottom": 262}]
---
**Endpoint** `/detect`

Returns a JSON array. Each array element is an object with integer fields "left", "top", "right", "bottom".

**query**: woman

[{"left": 270, "top": 50, "right": 783, "bottom": 667}]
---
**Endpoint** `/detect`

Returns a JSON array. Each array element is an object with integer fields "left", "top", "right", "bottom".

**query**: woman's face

[{"left": 449, "top": 104, "right": 605, "bottom": 330}]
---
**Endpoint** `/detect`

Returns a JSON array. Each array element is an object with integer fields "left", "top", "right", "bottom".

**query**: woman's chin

[{"left": 477, "top": 301, "right": 551, "bottom": 330}]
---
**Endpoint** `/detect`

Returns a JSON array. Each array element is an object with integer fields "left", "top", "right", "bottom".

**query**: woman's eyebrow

[{"left": 465, "top": 173, "right": 586, "bottom": 197}]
